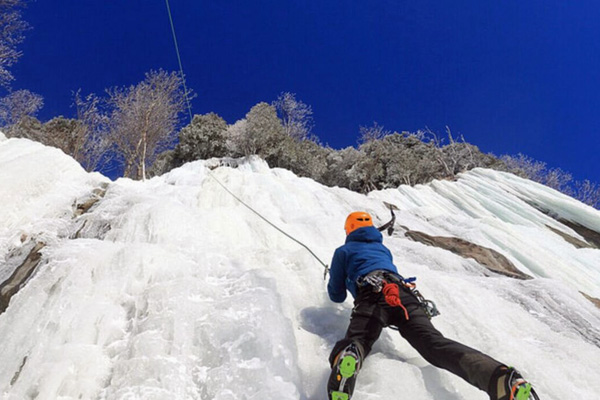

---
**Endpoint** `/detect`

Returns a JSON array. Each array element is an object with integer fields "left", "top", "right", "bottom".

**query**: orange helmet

[{"left": 344, "top": 211, "right": 373, "bottom": 235}]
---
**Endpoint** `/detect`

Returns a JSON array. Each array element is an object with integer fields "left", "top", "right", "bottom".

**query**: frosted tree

[
  {"left": 322, "top": 146, "right": 362, "bottom": 189},
  {"left": 543, "top": 167, "right": 573, "bottom": 193},
  {"left": 148, "top": 149, "right": 176, "bottom": 177},
  {"left": 349, "top": 123, "right": 393, "bottom": 192},
  {"left": 176, "top": 112, "right": 228, "bottom": 162},
  {"left": 2, "top": 90, "right": 110, "bottom": 172},
  {"left": 272, "top": 135, "right": 329, "bottom": 181},
  {"left": 0, "top": 89, "right": 44, "bottom": 135},
  {"left": 41, "top": 117, "right": 79, "bottom": 151},
  {"left": 500, "top": 153, "right": 547, "bottom": 181},
  {"left": 71, "top": 91, "right": 111, "bottom": 172},
  {"left": 40, "top": 92, "right": 110, "bottom": 172},
  {"left": 246, "top": 102, "right": 285, "bottom": 153},
  {"left": 107, "top": 70, "right": 188, "bottom": 180},
  {"left": 225, "top": 102, "right": 285, "bottom": 164},
  {"left": 225, "top": 118, "right": 249, "bottom": 157},
  {"left": 246, "top": 102, "right": 285, "bottom": 165},
  {"left": 0, "top": 89, "right": 44, "bottom": 144},
  {"left": 381, "top": 133, "right": 439, "bottom": 186},
  {"left": 500, "top": 153, "right": 572, "bottom": 192},
  {"left": 272, "top": 92, "right": 314, "bottom": 141},
  {"left": 358, "top": 121, "right": 390, "bottom": 144},
  {"left": 0, "top": 0, "right": 28, "bottom": 88},
  {"left": 291, "top": 139, "right": 329, "bottom": 180},
  {"left": 573, "top": 180, "right": 600, "bottom": 209}
]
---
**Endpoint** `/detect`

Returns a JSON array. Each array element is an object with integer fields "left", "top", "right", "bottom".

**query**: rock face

[
  {"left": 0, "top": 242, "right": 45, "bottom": 314},
  {"left": 524, "top": 201, "right": 600, "bottom": 249},
  {"left": 404, "top": 230, "right": 531, "bottom": 279},
  {"left": 555, "top": 219, "right": 600, "bottom": 249},
  {"left": 581, "top": 292, "right": 600, "bottom": 309},
  {"left": 73, "top": 183, "right": 108, "bottom": 217},
  {"left": 0, "top": 183, "right": 109, "bottom": 315},
  {"left": 545, "top": 225, "right": 592, "bottom": 249}
]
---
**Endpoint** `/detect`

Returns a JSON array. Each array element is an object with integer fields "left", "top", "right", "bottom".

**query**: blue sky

[{"left": 10, "top": 1, "right": 600, "bottom": 183}]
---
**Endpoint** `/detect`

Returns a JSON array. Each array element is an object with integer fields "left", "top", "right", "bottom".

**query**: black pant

[{"left": 329, "top": 284, "right": 504, "bottom": 396}]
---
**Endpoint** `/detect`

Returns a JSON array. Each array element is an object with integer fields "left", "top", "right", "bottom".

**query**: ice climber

[{"left": 326, "top": 211, "right": 539, "bottom": 400}]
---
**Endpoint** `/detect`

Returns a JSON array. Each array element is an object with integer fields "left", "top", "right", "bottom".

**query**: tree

[
  {"left": 107, "top": 70, "right": 188, "bottom": 180},
  {"left": 71, "top": 90, "right": 111, "bottom": 171},
  {"left": 225, "top": 118, "right": 249, "bottom": 157},
  {"left": 500, "top": 153, "right": 547, "bottom": 181},
  {"left": 322, "top": 146, "right": 362, "bottom": 189},
  {"left": 0, "top": 89, "right": 44, "bottom": 135},
  {"left": 500, "top": 153, "right": 573, "bottom": 192},
  {"left": 358, "top": 121, "right": 390, "bottom": 144},
  {"left": 381, "top": 132, "right": 440, "bottom": 186},
  {"left": 42, "top": 92, "right": 110, "bottom": 172},
  {"left": 225, "top": 102, "right": 285, "bottom": 164},
  {"left": 272, "top": 92, "right": 314, "bottom": 141},
  {"left": 270, "top": 135, "right": 329, "bottom": 181},
  {"left": 148, "top": 149, "right": 177, "bottom": 178},
  {"left": 350, "top": 123, "right": 395, "bottom": 192},
  {"left": 175, "top": 112, "right": 228, "bottom": 163},
  {"left": 573, "top": 180, "right": 600, "bottom": 209},
  {"left": 245, "top": 102, "right": 286, "bottom": 165},
  {"left": 543, "top": 167, "right": 572, "bottom": 193},
  {"left": 3, "top": 115, "right": 43, "bottom": 141},
  {"left": 41, "top": 116, "right": 80, "bottom": 153},
  {"left": 0, "top": 0, "right": 28, "bottom": 88},
  {"left": 351, "top": 143, "right": 385, "bottom": 192},
  {"left": 2, "top": 90, "right": 110, "bottom": 172}
]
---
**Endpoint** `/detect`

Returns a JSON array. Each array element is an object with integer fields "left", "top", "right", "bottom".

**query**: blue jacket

[{"left": 327, "top": 226, "right": 398, "bottom": 302}]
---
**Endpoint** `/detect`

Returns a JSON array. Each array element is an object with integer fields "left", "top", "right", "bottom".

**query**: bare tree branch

[
  {"left": 273, "top": 92, "right": 314, "bottom": 141},
  {"left": 107, "top": 70, "right": 189, "bottom": 180},
  {"left": 0, "top": 0, "right": 29, "bottom": 88}
]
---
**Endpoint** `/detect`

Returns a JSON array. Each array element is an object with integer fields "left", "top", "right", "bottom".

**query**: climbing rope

[
  {"left": 165, "top": 0, "right": 193, "bottom": 122},
  {"left": 164, "top": 2, "right": 330, "bottom": 277},
  {"left": 207, "top": 172, "right": 330, "bottom": 276}
]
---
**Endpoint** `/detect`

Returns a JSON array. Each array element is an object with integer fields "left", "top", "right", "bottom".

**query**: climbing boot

[
  {"left": 493, "top": 367, "right": 540, "bottom": 400},
  {"left": 327, "top": 343, "right": 362, "bottom": 400}
]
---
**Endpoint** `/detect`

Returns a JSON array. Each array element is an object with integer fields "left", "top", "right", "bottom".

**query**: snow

[{"left": 1, "top": 137, "right": 600, "bottom": 400}]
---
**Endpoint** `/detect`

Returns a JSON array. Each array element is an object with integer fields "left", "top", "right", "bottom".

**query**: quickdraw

[{"left": 410, "top": 287, "right": 440, "bottom": 319}]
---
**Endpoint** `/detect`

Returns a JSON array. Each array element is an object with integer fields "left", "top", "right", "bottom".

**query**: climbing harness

[{"left": 358, "top": 270, "right": 440, "bottom": 321}]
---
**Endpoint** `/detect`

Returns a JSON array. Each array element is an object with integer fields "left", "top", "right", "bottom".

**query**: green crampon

[
  {"left": 331, "top": 391, "right": 349, "bottom": 400},
  {"left": 515, "top": 382, "right": 533, "bottom": 400},
  {"left": 339, "top": 355, "right": 357, "bottom": 379}
]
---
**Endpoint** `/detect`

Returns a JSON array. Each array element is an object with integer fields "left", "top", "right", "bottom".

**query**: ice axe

[{"left": 377, "top": 202, "right": 399, "bottom": 236}]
